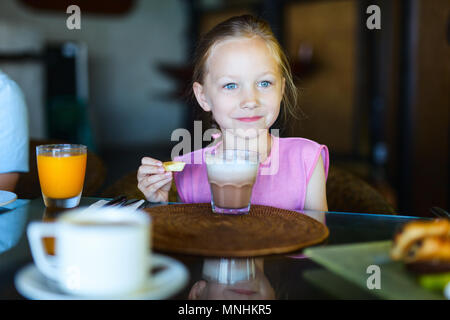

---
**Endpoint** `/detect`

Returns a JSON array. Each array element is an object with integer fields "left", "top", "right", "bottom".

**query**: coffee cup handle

[
  {"left": 27, "top": 222, "right": 59, "bottom": 281},
  {"left": 149, "top": 254, "right": 185, "bottom": 288}
]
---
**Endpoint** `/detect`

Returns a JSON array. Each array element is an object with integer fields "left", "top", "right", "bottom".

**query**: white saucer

[
  {"left": 445, "top": 282, "right": 450, "bottom": 300},
  {"left": 14, "top": 254, "right": 189, "bottom": 300},
  {"left": 0, "top": 190, "right": 17, "bottom": 207}
]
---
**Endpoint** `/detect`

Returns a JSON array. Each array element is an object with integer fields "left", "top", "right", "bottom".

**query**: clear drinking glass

[
  {"left": 205, "top": 149, "right": 259, "bottom": 215},
  {"left": 36, "top": 144, "right": 87, "bottom": 208},
  {"left": 202, "top": 258, "right": 256, "bottom": 284}
]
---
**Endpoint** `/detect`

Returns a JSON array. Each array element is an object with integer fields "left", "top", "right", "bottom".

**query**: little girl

[{"left": 138, "top": 15, "right": 329, "bottom": 212}]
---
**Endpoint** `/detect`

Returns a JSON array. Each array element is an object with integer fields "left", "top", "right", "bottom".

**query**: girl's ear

[
  {"left": 281, "top": 77, "right": 286, "bottom": 96},
  {"left": 193, "top": 82, "right": 212, "bottom": 112}
]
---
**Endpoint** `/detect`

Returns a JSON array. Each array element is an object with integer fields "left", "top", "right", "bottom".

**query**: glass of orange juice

[{"left": 36, "top": 144, "right": 87, "bottom": 208}]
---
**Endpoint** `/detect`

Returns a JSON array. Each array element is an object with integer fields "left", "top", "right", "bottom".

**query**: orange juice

[{"left": 37, "top": 153, "right": 87, "bottom": 199}]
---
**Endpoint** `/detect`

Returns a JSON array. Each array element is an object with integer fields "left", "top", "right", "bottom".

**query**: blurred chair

[
  {"left": 102, "top": 165, "right": 395, "bottom": 214},
  {"left": 15, "top": 139, "right": 107, "bottom": 199},
  {"left": 326, "top": 165, "right": 395, "bottom": 214}
]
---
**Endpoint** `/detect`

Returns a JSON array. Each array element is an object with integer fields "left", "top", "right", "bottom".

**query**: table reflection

[
  {"left": 0, "top": 198, "right": 423, "bottom": 300},
  {"left": 301, "top": 209, "right": 326, "bottom": 224},
  {"left": 188, "top": 258, "right": 275, "bottom": 300}
]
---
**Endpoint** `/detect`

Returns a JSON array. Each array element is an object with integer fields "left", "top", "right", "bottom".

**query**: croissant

[{"left": 390, "top": 219, "right": 450, "bottom": 261}]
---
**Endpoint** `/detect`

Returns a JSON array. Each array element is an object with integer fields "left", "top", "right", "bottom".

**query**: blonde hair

[{"left": 191, "top": 14, "right": 299, "bottom": 131}]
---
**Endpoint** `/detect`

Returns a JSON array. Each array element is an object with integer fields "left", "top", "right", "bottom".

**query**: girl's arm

[
  {"left": 304, "top": 154, "right": 328, "bottom": 212},
  {"left": 0, "top": 172, "right": 19, "bottom": 192}
]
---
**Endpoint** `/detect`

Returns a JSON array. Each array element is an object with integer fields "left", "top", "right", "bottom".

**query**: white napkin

[{"left": 87, "top": 199, "right": 145, "bottom": 211}]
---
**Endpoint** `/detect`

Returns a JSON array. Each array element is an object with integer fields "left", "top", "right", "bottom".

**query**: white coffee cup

[{"left": 27, "top": 206, "right": 175, "bottom": 298}]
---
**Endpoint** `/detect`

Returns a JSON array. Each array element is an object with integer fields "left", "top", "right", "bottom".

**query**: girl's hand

[{"left": 137, "top": 157, "right": 173, "bottom": 203}]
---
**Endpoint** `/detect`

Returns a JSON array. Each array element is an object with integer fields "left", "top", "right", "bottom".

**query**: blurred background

[{"left": 0, "top": 0, "right": 448, "bottom": 217}]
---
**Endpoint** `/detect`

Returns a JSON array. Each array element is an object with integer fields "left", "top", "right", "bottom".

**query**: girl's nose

[{"left": 240, "top": 87, "right": 258, "bottom": 109}]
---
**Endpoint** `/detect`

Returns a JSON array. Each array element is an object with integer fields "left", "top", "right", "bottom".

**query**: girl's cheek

[
  {"left": 265, "top": 115, "right": 274, "bottom": 127},
  {"left": 217, "top": 97, "right": 237, "bottom": 111}
]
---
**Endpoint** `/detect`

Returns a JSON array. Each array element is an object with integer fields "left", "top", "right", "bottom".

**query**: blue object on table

[{"left": 0, "top": 199, "right": 30, "bottom": 254}]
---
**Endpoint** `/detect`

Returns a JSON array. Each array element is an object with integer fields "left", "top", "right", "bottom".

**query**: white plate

[
  {"left": 0, "top": 190, "right": 17, "bottom": 207},
  {"left": 14, "top": 254, "right": 189, "bottom": 300}
]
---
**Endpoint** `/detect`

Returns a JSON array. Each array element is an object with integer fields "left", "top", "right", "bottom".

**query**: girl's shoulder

[
  {"left": 277, "top": 136, "right": 326, "bottom": 154},
  {"left": 276, "top": 136, "right": 329, "bottom": 178}
]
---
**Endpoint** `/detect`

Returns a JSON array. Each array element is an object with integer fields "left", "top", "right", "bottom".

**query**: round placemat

[{"left": 145, "top": 203, "right": 329, "bottom": 257}]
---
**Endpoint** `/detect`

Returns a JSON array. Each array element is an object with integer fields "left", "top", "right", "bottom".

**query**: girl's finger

[
  {"left": 141, "top": 157, "right": 163, "bottom": 166},
  {"left": 141, "top": 172, "right": 171, "bottom": 189},
  {"left": 138, "top": 174, "right": 166, "bottom": 195},
  {"left": 145, "top": 175, "right": 172, "bottom": 194},
  {"left": 137, "top": 164, "right": 165, "bottom": 178}
]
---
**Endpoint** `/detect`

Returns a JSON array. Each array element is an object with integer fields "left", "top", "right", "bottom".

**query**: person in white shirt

[{"left": 0, "top": 70, "right": 29, "bottom": 191}]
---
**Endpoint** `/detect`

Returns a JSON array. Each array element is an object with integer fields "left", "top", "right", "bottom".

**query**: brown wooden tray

[{"left": 144, "top": 203, "right": 329, "bottom": 257}]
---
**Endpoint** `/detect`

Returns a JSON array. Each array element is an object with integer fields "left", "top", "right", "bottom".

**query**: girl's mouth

[
  {"left": 228, "top": 288, "right": 258, "bottom": 296},
  {"left": 236, "top": 116, "right": 263, "bottom": 122}
]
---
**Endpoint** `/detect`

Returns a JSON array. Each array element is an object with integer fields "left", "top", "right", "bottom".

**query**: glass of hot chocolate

[{"left": 205, "top": 149, "right": 260, "bottom": 215}]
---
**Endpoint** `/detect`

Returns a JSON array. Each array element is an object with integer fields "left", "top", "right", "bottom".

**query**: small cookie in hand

[{"left": 163, "top": 161, "right": 186, "bottom": 172}]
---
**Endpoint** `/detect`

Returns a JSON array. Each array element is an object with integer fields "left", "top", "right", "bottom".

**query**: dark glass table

[{"left": 0, "top": 197, "right": 427, "bottom": 300}]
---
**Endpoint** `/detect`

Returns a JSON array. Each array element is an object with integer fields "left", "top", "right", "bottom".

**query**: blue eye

[
  {"left": 224, "top": 83, "right": 237, "bottom": 90},
  {"left": 258, "top": 80, "right": 271, "bottom": 88}
]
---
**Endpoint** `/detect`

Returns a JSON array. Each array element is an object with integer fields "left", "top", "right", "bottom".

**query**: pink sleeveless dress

[{"left": 173, "top": 135, "right": 329, "bottom": 211}]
